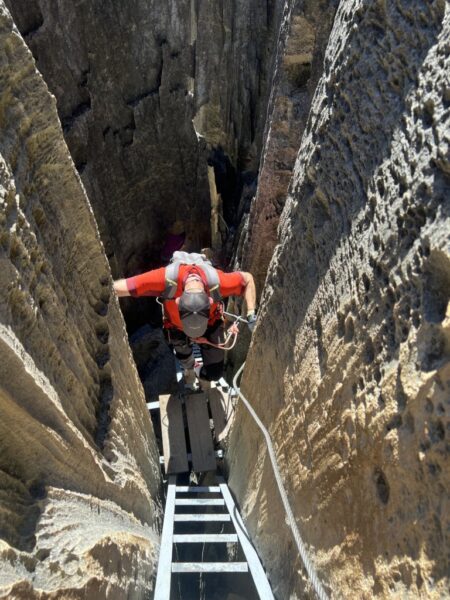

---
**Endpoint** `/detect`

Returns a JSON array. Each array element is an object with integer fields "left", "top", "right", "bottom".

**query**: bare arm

[
  {"left": 241, "top": 271, "right": 256, "bottom": 315},
  {"left": 113, "top": 278, "right": 131, "bottom": 297}
]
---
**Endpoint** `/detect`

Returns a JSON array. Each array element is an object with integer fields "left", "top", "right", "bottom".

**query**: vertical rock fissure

[{"left": 2, "top": 0, "right": 448, "bottom": 598}]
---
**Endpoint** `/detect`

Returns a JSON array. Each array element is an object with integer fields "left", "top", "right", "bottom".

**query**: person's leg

[
  {"left": 199, "top": 320, "right": 225, "bottom": 381},
  {"left": 166, "top": 328, "right": 194, "bottom": 369}
]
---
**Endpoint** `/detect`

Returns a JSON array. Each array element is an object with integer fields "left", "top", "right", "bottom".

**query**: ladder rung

[
  {"left": 175, "top": 498, "right": 225, "bottom": 506},
  {"left": 146, "top": 401, "right": 159, "bottom": 410},
  {"left": 173, "top": 534, "right": 238, "bottom": 543},
  {"left": 172, "top": 562, "right": 248, "bottom": 573},
  {"left": 159, "top": 450, "right": 224, "bottom": 464},
  {"left": 175, "top": 486, "right": 221, "bottom": 493},
  {"left": 174, "top": 514, "right": 231, "bottom": 522}
]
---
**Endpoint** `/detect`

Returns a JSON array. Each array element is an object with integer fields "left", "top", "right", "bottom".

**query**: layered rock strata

[
  {"left": 228, "top": 1, "right": 450, "bottom": 598},
  {"left": 0, "top": 5, "right": 161, "bottom": 597}
]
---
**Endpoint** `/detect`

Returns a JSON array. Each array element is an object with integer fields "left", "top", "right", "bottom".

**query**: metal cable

[{"left": 233, "top": 362, "right": 330, "bottom": 600}]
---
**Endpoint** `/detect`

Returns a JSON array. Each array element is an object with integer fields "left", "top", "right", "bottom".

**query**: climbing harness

[
  {"left": 157, "top": 297, "right": 245, "bottom": 349},
  {"left": 233, "top": 363, "right": 330, "bottom": 600}
]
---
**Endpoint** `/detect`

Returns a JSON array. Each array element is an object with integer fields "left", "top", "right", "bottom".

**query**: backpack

[{"left": 161, "top": 251, "right": 222, "bottom": 302}]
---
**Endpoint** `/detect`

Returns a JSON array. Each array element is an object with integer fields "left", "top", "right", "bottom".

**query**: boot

[
  {"left": 198, "top": 377, "right": 211, "bottom": 392},
  {"left": 183, "top": 368, "right": 196, "bottom": 390}
]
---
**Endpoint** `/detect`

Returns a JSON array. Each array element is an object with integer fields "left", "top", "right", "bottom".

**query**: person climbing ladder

[{"left": 113, "top": 251, "right": 257, "bottom": 386}]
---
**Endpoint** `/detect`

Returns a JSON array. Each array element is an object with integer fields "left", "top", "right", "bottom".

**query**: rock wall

[
  {"left": 237, "top": 0, "right": 339, "bottom": 295},
  {"left": 0, "top": 5, "right": 161, "bottom": 598},
  {"left": 5, "top": 0, "right": 284, "bottom": 283},
  {"left": 228, "top": 0, "right": 450, "bottom": 598}
]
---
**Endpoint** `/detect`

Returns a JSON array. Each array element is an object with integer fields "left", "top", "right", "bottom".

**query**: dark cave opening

[
  {"left": 209, "top": 148, "right": 239, "bottom": 228},
  {"left": 208, "top": 147, "right": 258, "bottom": 232}
]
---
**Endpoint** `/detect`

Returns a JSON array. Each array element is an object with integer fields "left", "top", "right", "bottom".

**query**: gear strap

[{"left": 161, "top": 252, "right": 222, "bottom": 303}]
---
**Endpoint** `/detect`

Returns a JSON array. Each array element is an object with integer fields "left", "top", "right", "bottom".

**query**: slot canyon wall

[
  {"left": 4, "top": 0, "right": 284, "bottom": 283},
  {"left": 0, "top": 0, "right": 449, "bottom": 598},
  {"left": 236, "top": 0, "right": 339, "bottom": 295},
  {"left": 0, "top": 0, "right": 289, "bottom": 598},
  {"left": 229, "top": 0, "right": 449, "bottom": 598},
  {"left": 0, "top": 5, "right": 161, "bottom": 598}
]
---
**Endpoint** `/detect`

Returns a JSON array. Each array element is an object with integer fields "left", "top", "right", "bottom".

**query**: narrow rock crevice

[{"left": 0, "top": 0, "right": 449, "bottom": 598}]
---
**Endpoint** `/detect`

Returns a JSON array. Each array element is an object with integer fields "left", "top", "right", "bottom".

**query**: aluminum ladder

[{"left": 154, "top": 475, "right": 274, "bottom": 599}]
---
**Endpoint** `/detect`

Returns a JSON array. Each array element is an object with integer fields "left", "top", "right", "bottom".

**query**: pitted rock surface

[
  {"left": 1, "top": 0, "right": 449, "bottom": 598},
  {"left": 0, "top": 6, "right": 161, "bottom": 597},
  {"left": 229, "top": 1, "right": 449, "bottom": 598}
]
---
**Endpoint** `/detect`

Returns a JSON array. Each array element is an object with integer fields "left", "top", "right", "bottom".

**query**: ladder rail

[
  {"left": 154, "top": 479, "right": 275, "bottom": 600},
  {"left": 219, "top": 480, "right": 275, "bottom": 600},
  {"left": 154, "top": 476, "right": 176, "bottom": 599}
]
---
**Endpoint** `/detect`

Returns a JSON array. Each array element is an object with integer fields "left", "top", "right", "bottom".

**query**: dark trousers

[{"left": 166, "top": 320, "right": 225, "bottom": 381}]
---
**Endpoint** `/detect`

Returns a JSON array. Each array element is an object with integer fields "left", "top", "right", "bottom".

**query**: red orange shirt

[{"left": 126, "top": 265, "right": 246, "bottom": 330}]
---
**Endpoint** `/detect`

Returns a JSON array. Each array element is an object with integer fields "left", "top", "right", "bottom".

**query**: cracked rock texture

[
  {"left": 5, "top": 0, "right": 284, "bottom": 290},
  {"left": 229, "top": 0, "right": 450, "bottom": 598},
  {"left": 0, "top": 5, "right": 161, "bottom": 598}
]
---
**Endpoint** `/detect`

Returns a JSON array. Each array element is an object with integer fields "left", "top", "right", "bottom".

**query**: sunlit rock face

[
  {"left": 2, "top": 0, "right": 449, "bottom": 597},
  {"left": 236, "top": 0, "right": 339, "bottom": 296},
  {"left": 228, "top": 1, "right": 449, "bottom": 598},
  {"left": 5, "top": 0, "right": 284, "bottom": 281},
  {"left": 0, "top": 5, "right": 161, "bottom": 597}
]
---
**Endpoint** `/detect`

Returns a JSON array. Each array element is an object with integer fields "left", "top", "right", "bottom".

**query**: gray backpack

[{"left": 162, "top": 251, "right": 222, "bottom": 302}]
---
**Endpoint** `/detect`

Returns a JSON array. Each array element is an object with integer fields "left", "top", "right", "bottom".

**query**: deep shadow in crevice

[
  {"left": 0, "top": 468, "right": 46, "bottom": 553},
  {"left": 61, "top": 99, "right": 92, "bottom": 133},
  {"left": 5, "top": 0, "right": 43, "bottom": 39},
  {"left": 95, "top": 374, "right": 114, "bottom": 450},
  {"left": 209, "top": 147, "right": 258, "bottom": 230},
  {"left": 91, "top": 288, "right": 115, "bottom": 451},
  {"left": 373, "top": 468, "right": 390, "bottom": 505},
  {"left": 422, "top": 249, "right": 450, "bottom": 324}
]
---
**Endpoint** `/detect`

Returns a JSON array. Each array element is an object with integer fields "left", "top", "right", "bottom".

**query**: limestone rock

[
  {"left": 5, "top": 0, "right": 285, "bottom": 296},
  {"left": 229, "top": 1, "right": 450, "bottom": 598},
  {"left": 0, "top": 5, "right": 161, "bottom": 597},
  {"left": 238, "top": 0, "right": 339, "bottom": 296}
]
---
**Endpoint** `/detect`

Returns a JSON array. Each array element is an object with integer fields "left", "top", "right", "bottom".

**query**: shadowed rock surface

[
  {"left": 228, "top": 0, "right": 449, "bottom": 598},
  {"left": 5, "top": 0, "right": 285, "bottom": 284},
  {"left": 1, "top": 0, "right": 449, "bottom": 598},
  {"left": 0, "top": 5, "right": 161, "bottom": 597}
]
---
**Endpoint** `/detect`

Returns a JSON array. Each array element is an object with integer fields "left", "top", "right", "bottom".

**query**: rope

[
  {"left": 191, "top": 314, "right": 245, "bottom": 350},
  {"left": 191, "top": 330, "right": 238, "bottom": 350},
  {"left": 233, "top": 362, "right": 330, "bottom": 600}
]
